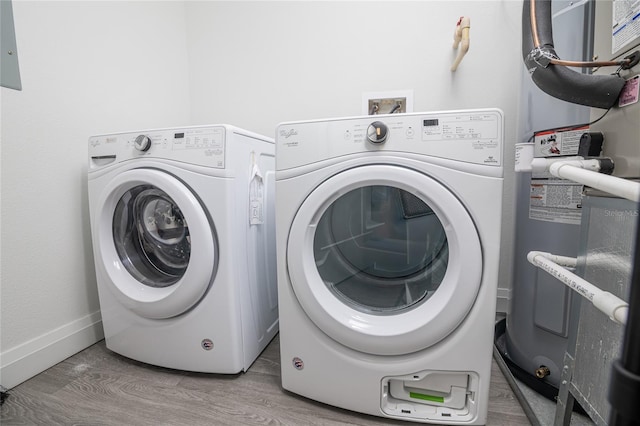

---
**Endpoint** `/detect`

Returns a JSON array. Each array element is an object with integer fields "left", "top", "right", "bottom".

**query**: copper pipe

[
  {"left": 551, "top": 59, "right": 625, "bottom": 68},
  {"left": 530, "top": 0, "right": 540, "bottom": 48},
  {"left": 529, "top": 0, "right": 630, "bottom": 68}
]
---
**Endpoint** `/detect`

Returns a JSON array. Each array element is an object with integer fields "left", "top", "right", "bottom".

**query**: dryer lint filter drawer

[{"left": 388, "top": 371, "right": 469, "bottom": 409}]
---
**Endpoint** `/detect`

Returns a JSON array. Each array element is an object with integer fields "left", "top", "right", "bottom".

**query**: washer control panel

[{"left": 89, "top": 126, "right": 227, "bottom": 169}]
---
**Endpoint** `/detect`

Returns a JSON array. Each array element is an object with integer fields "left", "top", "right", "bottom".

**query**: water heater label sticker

[
  {"left": 619, "top": 75, "right": 639, "bottom": 107},
  {"left": 611, "top": 0, "right": 640, "bottom": 55},
  {"left": 529, "top": 180, "right": 583, "bottom": 225},
  {"left": 533, "top": 126, "right": 587, "bottom": 159}
]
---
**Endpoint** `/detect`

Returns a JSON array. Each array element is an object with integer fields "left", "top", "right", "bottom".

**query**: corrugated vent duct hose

[{"left": 522, "top": 0, "right": 626, "bottom": 109}]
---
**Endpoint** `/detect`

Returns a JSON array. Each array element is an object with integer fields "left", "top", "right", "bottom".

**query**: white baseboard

[{"left": 0, "top": 311, "right": 104, "bottom": 389}]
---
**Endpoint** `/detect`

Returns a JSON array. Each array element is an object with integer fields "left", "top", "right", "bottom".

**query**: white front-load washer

[
  {"left": 88, "top": 125, "right": 278, "bottom": 373},
  {"left": 276, "top": 109, "right": 504, "bottom": 424}
]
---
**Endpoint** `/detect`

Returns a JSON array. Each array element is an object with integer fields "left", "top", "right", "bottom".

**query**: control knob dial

[
  {"left": 367, "top": 121, "right": 389, "bottom": 144},
  {"left": 134, "top": 135, "right": 152, "bottom": 152}
]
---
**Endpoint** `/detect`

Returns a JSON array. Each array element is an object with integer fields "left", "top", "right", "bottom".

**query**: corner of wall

[{"left": 0, "top": 311, "right": 104, "bottom": 389}]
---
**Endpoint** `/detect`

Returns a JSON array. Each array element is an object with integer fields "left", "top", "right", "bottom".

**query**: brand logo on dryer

[{"left": 279, "top": 128, "right": 298, "bottom": 139}]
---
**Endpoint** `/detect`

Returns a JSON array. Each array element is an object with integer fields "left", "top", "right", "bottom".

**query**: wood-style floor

[{"left": 1, "top": 335, "right": 531, "bottom": 425}]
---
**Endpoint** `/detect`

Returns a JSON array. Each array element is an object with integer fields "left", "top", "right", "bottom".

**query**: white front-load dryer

[
  {"left": 88, "top": 125, "right": 278, "bottom": 373},
  {"left": 276, "top": 109, "right": 504, "bottom": 424}
]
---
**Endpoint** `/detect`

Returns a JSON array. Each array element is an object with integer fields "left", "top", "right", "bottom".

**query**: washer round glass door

[
  {"left": 287, "top": 165, "right": 482, "bottom": 355},
  {"left": 113, "top": 186, "right": 190, "bottom": 287},
  {"left": 97, "top": 168, "right": 217, "bottom": 319}
]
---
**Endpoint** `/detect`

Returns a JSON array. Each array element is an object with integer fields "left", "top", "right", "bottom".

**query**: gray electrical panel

[{"left": 1, "top": 0, "right": 22, "bottom": 90}]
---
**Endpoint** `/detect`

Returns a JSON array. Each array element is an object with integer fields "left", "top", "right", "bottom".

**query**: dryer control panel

[
  {"left": 89, "top": 126, "right": 227, "bottom": 169},
  {"left": 276, "top": 108, "right": 503, "bottom": 171}
]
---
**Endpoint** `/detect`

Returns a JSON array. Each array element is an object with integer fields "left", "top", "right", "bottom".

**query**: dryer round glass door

[
  {"left": 97, "top": 169, "right": 218, "bottom": 319},
  {"left": 313, "top": 185, "right": 448, "bottom": 314},
  {"left": 287, "top": 165, "right": 482, "bottom": 356}
]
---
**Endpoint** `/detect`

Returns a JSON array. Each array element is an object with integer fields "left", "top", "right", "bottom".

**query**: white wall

[
  {"left": 186, "top": 1, "right": 523, "bottom": 135},
  {"left": 1, "top": 0, "right": 523, "bottom": 389},
  {"left": 0, "top": 0, "right": 191, "bottom": 388},
  {"left": 185, "top": 0, "right": 522, "bottom": 310}
]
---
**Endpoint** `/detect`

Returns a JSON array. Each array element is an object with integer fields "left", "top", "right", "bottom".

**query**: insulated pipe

[
  {"left": 548, "top": 161, "right": 640, "bottom": 203},
  {"left": 522, "top": 0, "right": 626, "bottom": 109},
  {"left": 528, "top": 251, "right": 629, "bottom": 325},
  {"left": 451, "top": 17, "right": 470, "bottom": 72}
]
